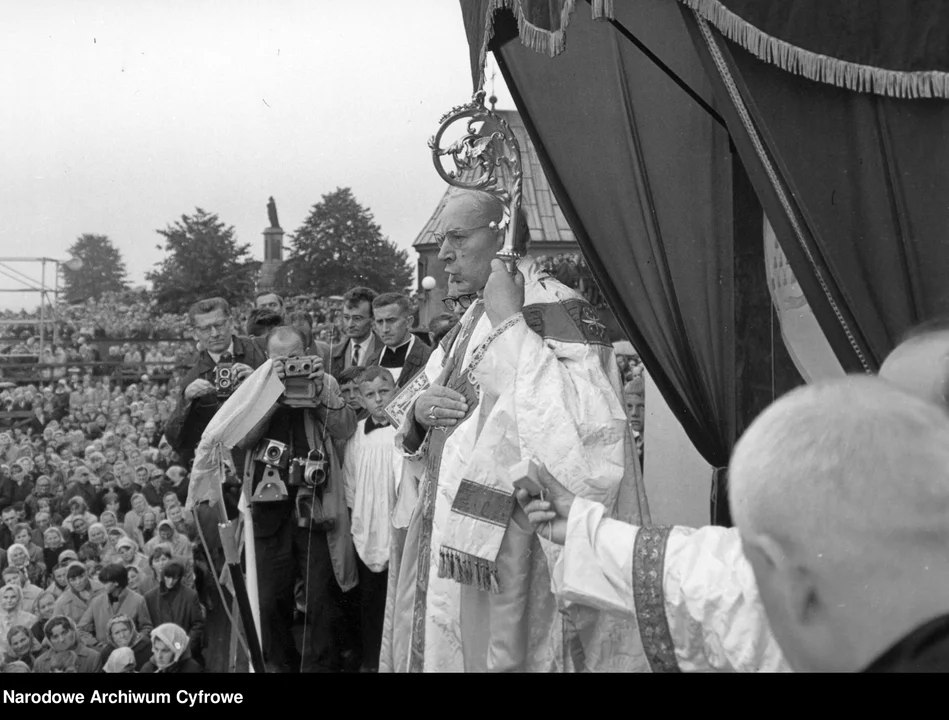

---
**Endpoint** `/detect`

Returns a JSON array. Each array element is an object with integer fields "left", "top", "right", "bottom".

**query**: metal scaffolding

[{"left": 0, "top": 256, "right": 81, "bottom": 362}]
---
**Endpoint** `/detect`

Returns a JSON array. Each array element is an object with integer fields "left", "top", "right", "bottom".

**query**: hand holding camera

[
  {"left": 184, "top": 378, "right": 216, "bottom": 402},
  {"left": 277, "top": 355, "right": 324, "bottom": 407}
]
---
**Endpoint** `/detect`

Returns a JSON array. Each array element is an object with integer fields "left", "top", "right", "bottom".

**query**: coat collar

[{"left": 195, "top": 335, "right": 251, "bottom": 372}]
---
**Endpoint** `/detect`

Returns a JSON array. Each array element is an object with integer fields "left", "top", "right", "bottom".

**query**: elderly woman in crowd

[
  {"left": 140, "top": 623, "right": 202, "bottom": 674},
  {"left": 7, "top": 542, "right": 45, "bottom": 590},
  {"left": 143, "top": 560, "right": 204, "bottom": 661},
  {"left": 42, "top": 526, "right": 68, "bottom": 571},
  {"left": 53, "top": 561, "right": 102, "bottom": 627},
  {"left": 115, "top": 537, "right": 154, "bottom": 593},
  {"left": 29, "top": 590, "right": 56, "bottom": 646},
  {"left": 144, "top": 519, "right": 192, "bottom": 559},
  {"left": 123, "top": 492, "right": 156, "bottom": 546},
  {"left": 78, "top": 564, "right": 152, "bottom": 652},
  {"left": 4, "top": 625, "right": 39, "bottom": 668},
  {"left": 0, "top": 585, "right": 36, "bottom": 656},
  {"left": 33, "top": 615, "right": 101, "bottom": 673}
]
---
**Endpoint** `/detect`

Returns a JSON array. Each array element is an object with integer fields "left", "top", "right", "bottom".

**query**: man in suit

[
  {"left": 372, "top": 293, "right": 431, "bottom": 389},
  {"left": 165, "top": 297, "right": 268, "bottom": 466},
  {"left": 163, "top": 296, "right": 268, "bottom": 673},
  {"left": 330, "top": 287, "right": 382, "bottom": 376}
]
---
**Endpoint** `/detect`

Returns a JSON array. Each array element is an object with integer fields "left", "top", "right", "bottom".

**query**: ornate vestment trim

[
  {"left": 522, "top": 298, "right": 611, "bottom": 347},
  {"left": 632, "top": 525, "right": 680, "bottom": 673},
  {"left": 449, "top": 479, "right": 516, "bottom": 528}
]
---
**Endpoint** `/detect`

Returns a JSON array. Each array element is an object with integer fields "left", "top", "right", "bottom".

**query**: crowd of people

[
  {"left": 0, "top": 367, "right": 211, "bottom": 672},
  {"left": 2, "top": 185, "right": 943, "bottom": 676}
]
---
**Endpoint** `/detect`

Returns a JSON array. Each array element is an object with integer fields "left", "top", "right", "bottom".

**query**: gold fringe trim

[
  {"left": 477, "top": 0, "right": 577, "bottom": 89},
  {"left": 680, "top": 0, "right": 949, "bottom": 99},
  {"left": 438, "top": 547, "right": 501, "bottom": 594}
]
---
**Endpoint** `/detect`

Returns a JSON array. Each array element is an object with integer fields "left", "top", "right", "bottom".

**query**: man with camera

[
  {"left": 236, "top": 325, "right": 357, "bottom": 673},
  {"left": 165, "top": 298, "right": 267, "bottom": 467},
  {"left": 164, "top": 297, "right": 267, "bottom": 672}
]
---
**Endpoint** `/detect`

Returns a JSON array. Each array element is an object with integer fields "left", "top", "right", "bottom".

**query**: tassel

[
  {"left": 438, "top": 548, "right": 502, "bottom": 593},
  {"left": 680, "top": 0, "right": 949, "bottom": 100}
]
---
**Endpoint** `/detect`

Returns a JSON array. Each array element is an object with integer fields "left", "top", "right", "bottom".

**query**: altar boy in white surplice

[{"left": 342, "top": 365, "right": 402, "bottom": 672}]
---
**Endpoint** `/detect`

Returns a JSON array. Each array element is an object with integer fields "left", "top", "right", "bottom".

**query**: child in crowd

[{"left": 341, "top": 365, "right": 402, "bottom": 673}]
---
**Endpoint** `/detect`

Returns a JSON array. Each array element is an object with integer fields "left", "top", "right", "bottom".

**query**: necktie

[{"left": 352, "top": 344, "right": 360, "bottom": 366}]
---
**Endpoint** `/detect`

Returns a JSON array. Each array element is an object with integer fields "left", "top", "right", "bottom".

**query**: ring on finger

[{"left": 428, "top": 408, "right": 438, "bottom": 421}]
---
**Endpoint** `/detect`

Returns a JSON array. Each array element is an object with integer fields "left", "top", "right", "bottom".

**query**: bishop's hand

[
  {"left": 483, "top": 259, "right": 525, "bottom": 327},
  {"left": 414, "top": 355, "right": 467, "bottom": 430}
]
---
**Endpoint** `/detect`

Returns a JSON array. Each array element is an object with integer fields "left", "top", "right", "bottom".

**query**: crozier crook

[{"left": 429, "top": 90, "right": 524, "bottom": 274}]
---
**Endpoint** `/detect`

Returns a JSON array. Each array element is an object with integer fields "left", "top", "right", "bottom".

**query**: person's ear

[{"left": 747, "top": 533, "right": 821, "bottom": 628}]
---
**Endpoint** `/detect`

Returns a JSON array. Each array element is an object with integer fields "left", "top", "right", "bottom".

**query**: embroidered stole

[{"left": 409, "top": 302, "right": 485, "bottom": 673}]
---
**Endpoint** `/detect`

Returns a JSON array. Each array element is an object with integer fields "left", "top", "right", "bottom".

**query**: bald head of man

[
  {"left": 729, "top": 376, "right": 949, "bottom": 672},
  {"left": 879, "top": 319, "right": 949, "bottom": 409}
]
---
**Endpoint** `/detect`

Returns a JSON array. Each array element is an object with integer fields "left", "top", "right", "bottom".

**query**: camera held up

[{"left": 282, "top": 355, "right": 322, "bottom": 407}]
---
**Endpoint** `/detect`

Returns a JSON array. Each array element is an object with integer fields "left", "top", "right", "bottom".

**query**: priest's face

[
  {"left": 373, "top": 302, "right": 410, "bottom": 349},
  {"left": 436, "top": 192, "right": 503, "bottom": 294}
]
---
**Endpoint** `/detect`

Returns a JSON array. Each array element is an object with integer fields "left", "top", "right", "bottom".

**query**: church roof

[{"left": 413, "top": 109, "right": 577, "bottom": 248}]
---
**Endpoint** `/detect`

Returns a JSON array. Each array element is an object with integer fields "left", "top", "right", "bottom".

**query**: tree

[
  {"left": 148, "top": 208, "right": 259, "bottom": 313},
  {"left": 62, "top": 234, "right": 128, "bottom": 303},
  {"left": 278, "top": 188, "right": 413, "bottom": 297}
]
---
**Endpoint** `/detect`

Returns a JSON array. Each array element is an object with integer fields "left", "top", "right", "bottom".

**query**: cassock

[
  {"left": 380, "top": 256, "right": 650, "bottom": 673},
  {"left": 552, "top": 495, "right": 790, "bottom": 672}
]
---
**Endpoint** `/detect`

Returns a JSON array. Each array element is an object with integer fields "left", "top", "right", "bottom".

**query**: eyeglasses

[
  {"left": 432, "top": 223, "right": 496, "bottom": 249},
  {"left": 193, "top": 319, "right": 230, "bottom": 336},
  {"left": 442, "top": 293, "right": 479, "bottom": 312}
]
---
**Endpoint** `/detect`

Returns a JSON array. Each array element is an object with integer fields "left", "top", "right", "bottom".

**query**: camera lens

[{"left": 266, "top": 446, "right": 279, "bottom": 459}]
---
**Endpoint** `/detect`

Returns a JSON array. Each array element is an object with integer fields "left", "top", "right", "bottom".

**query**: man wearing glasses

[
  {"left": 164, "top": 297, "right": 267, "bottom": 673},
  {"left": 330, "top": 286, "right": 383, "bottom": 373},
  {"left": 165, "top": 297, "right": 267, "bottom": 467},
  {"left": 381, "top": 189, "right": 648, "bottom": 674}
]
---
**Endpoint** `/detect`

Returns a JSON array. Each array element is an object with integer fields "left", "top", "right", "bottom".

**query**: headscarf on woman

[
  {"left": 30, "top": 590, "right": 57, "bottom": 646},
  {"left": 103, "top": 646, "right": 136, "bottom": 673},
  {"left": 42, "top": 526, "right": 66, "bottom": 571},
  {"left": 100, "top": 614, "right": 151, "bottom": 671},
  {"left": 149, "top": 623, "right": 190, "bottom": 670},
  {"left": 0, "top": 585, "right": 36, "bottom": 655}
]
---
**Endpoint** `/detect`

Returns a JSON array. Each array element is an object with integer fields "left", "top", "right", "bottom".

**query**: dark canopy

[{"left": 460, "top": 0, "right": 949, "bottom": 522}]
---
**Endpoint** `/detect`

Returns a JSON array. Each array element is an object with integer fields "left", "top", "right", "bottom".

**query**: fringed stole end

[{"left": 438, "top": 547, "right": 501, "bottom": 594}]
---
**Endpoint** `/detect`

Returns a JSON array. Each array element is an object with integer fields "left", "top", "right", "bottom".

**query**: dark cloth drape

[
  {"left": 492, "top": 3, "right": 740, "bottom": 479},
  {"left": 686, "top": 12, "right": 949, "bottom": 368},
  {"left": 708, "top": 1, "right": 949, "bottom": 73}
]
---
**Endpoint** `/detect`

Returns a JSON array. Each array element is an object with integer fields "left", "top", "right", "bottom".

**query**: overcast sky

[{"left": 0, "top": 0, "right": 514, "bottom": 310}]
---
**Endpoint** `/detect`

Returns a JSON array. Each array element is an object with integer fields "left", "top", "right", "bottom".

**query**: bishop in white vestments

[{"left": 379, "top": 189, "right": 650, "bottom": 673}]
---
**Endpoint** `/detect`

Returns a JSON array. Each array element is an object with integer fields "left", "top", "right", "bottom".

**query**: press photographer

[
  {"left": 164, "top": 297, "right": 267, "bottom": 465},
  {"left": 235, "top": 325, "right": 357, "bottom": 673},
  {"left": 163, "top": 296, "right": 267, "bottom": 672}
]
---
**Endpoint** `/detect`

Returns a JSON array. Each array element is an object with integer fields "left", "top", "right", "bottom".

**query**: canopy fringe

[
  {"left": 477, "top": 0, "right": 577, "bottom": 88},
  {"left": 679, "top": 0, "right": 949, "bottom": 100}
]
